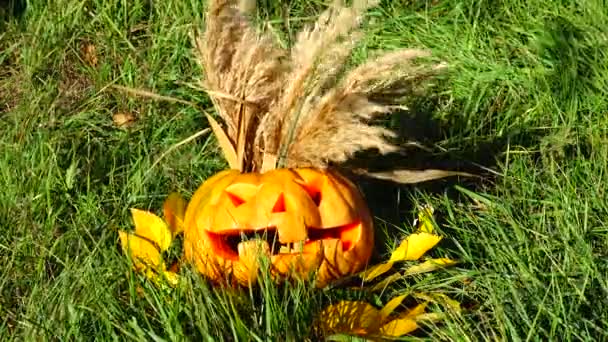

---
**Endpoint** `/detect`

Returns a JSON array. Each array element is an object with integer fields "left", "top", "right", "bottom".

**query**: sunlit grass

[{"left": 1, "top": 0, "right": 607, "bottom": 340}]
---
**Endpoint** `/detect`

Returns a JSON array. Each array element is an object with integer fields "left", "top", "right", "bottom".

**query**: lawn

[{"left": 1, "top": 0, "right": 607, "bottom": 340}]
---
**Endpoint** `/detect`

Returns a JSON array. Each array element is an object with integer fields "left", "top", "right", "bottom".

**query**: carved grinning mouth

[{"left": 205, "top": 221, "right": 361, "bottom": 260}]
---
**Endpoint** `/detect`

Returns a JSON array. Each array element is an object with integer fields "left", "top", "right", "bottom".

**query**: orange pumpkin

[{"left": 183, "top": 168, "right": 374, "bottom": 287}]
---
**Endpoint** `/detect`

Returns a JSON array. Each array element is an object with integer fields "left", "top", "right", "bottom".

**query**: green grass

[{"left": 1, "top": 0, "right": 608, "bottom": 340}]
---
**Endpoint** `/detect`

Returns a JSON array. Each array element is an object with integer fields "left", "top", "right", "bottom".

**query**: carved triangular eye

[
  {"left": 224, "top": 183, "right": 259, "bottom": 207},
  {"left": 309, "top": 190, "right": 322, "bottom": 206},
  {"left": 296, "top": 179, "right": 323, "bottom": 206},
  {"left": 225, "top": 191, "right": 246, "bottom": 207},
  {"left": 272, "top": 193, "right": 286, "bottom": 213}
]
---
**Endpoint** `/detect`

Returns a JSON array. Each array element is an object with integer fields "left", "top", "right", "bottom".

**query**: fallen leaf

[
  {"left": 414, "top": 312, "right": 445, "bottom": 322},
  {"left": 317, "top": 295, "right": 434, "bottom": 338},
  {"left": 379, "top": 294, "right": 407, "bottom": 321},
  {"left": 361, "top": 261, "right": 394, "bottom": 282},
  {"left": 404, "top": 258, "right": 457, "bottom": 276},
  {"left": 389, "top": 232, "right": 442, "bottom": 262},
  {"left": 400, "top": 302, "right": 428, "bottom": 319},
  {"left": 118, "top": 231, "right": 165, "bottom": 271},
  {"left": 368, "top": 273, "right": 403, "bottom": 292},
  {"left": 365, "top": 259, "right": 457, "bottom": 292},
  {"left": 81, "top": 42, "right": 98, "bottom": 67},
  {"left": 378, "top": 317, "right": 418, "bottom": 336},
  {"left": 362, "top": 232, "right": 443, "bottom": 282},
  {"left": 414, "top": 204, "right": 435, "bottom": 233},
  {"left": 162, "top": 271, "right": 180, "bottom": 287},
  {"left": 317, "top": 301, "right": 382, "bottom": 335},
  {"left": 379, "top": 303, "right": 427, "bottom": 336},
  {"left": 147, "top": 270, "right": 180, "bottom": 288},
  {"left": 119, "top": 210, "right": 180, "bottom": 288},
  {"left": 130, "top": 208, "right": 172, "bottom": 251},
  {"left": 113, "top": 112, "right": 136, "bottom": 127},
  {"left": 413, "top": 293, "right": 462, "bottom": 313},
  {"left": 163, "top": 192, "right": 187, "bottom": 235}
]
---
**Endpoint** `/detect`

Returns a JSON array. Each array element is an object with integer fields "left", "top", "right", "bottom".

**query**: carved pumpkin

[{"left": 183, "top": 168, "right": 374, "bottom": 287}]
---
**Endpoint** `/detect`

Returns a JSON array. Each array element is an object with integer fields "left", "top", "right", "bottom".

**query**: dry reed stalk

[{"left": 196, "top": 0, "right": 461, "bottom": 184}]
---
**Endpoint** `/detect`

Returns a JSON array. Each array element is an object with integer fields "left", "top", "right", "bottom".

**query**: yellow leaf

[
  {"left": 130, "top": 208, "right": 172, "bottom": 251},
  {"left": 162, "top": 271, "right": 180, "bottom": 287},
  {"left": 369, "top": 273, "right": 402, "bottom": 292},
  {"left": 112, "top": 112, "right": 136, "bottom": 128},
  {"left": 404, "top": 258, "right": 457, "bottom": 276},
  {"left": 163, "top": 192, "right": 187, "bottom": 235},
  {"left": 146, "top": 269, "right": 180, "bottom": 288},
  {"left": 413, "top": 293, "right": 462, "bottom": 312},
  {"left": 205, "top": 113, "right": 239, "bottom": 170},
  {"left": 415, "top": 205, "right": 435, "bottom": 233},
  {"left": 361, "top": 262, "right": 394, "bottom": 282},
  {"left": 118, "top": 231, "right": 164, "bottom": 271},
  {"left": 81, "top": 42, "right": 98, "bottom": 67},
  {"left": 379, "top": 294, "right": 408, "bottom": 321},
  {"left": 389, "top": 232, "right": 442, "bottom": 262},
  {"left": 401, "top": 302, "right": 428, "bottom": 319},
  {"left": 317, "top": 301, "right": 382, "bottom": 335},
  {"left": 378, "top": 303, "right": 428, "bottom": 337},
  {"left": 367, "top": 259, "right": 456, "bottom": 292},
  {"left": 378, "top": 318, "right": 418, "bottom": 336}
]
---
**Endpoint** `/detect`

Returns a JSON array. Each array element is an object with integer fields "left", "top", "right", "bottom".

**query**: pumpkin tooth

[
  {"left": 276, "top": 241, "right": 306, "bottom": 254},
  {"left": 279, "top": 244, "right": 290, "bottom": 254},
  {"left": 293, "top": 241, "right": 304, "bottom": 253}
]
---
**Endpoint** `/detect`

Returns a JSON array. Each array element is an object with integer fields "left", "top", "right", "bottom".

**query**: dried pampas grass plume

[{"left": 195, "top": 0, "right": 456, "bottom": 183}]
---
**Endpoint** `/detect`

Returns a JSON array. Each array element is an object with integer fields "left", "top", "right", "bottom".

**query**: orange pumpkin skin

[{"left": 183, "top": 168, "right": 374, "bottom": 287}]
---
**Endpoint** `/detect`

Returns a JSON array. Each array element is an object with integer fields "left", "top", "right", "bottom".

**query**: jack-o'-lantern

[
  {"left": 177, "top": 0, "right": 450, "bottom": 287},
  {"left": 183, "top": 168, "right": 374, "bottom": 287}
]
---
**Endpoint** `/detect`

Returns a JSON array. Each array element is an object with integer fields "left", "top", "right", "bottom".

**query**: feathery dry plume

[
  {"left": 195, "top": 0, "right": 285, "bottom": 171},
  {"left": 196, "top": 0, "right": 453, "bottom": 183},
  {"left": 238, "top": 0, "right": 256, "bottom": 15}
]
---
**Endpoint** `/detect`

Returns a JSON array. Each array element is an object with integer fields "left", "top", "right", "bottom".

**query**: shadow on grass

[
  {"left": 338, "top": 93, "right": 544, "bottom": 260},
  {"left": 0, "top": 0, "right": 26, "bottom": 22}
]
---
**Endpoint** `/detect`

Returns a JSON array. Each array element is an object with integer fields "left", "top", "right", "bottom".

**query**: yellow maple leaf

[
  {"left": 379, "top": 303, "right": 427, "bottom": 336},
  {"left": 362, "top": 233, "right": 443, "bottom": 282},
  {"left": 130, "top": 208, "right": 172, "bottom": 251},
  {"left": 317, "top": 300, "right": 382, "bottom": 335},
  {"left": 414, "top": 204, "right": 436, "bottom": 233},
  {"left": 361, "top": 205, "right": 444, "bottom": 282},
  {"left": 118, "top": 208, "right": 179, "bottom": 287},
  {"left": 413, "top": 292, "right": 462, "bottom": 313},
  {"left": 118, "top": 231, "right": 165, "bottom": 271},
  {"left": 317, "top": 293, "right": 459, "bottom": 338},
  {"left": 361, "top": 262, "right": 394, "bottom": 282},
  {"left": 404, "top": 258, "right": 457, "bottom": 276},
  {"left": 389, "top": 232, "right": 443, "bottom": 262},
  {"left": 379, "top": 294, "right": 408, "bottom": 321},
  {"left": 317, "top": 204, "right": 463, "bottom": 338},
  {"left": 378, "top": 317, "right": 419, "bottom": 336},
  {"left": 363, "top": 259, "right": 456, "bottom": 291},
  {"left": 144, "top": 269, "right": 180, "bottom": 288}
]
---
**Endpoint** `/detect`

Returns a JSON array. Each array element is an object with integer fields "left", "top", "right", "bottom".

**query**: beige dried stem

[
  {"left": 194, "top": 0, "right": 285, "bottom": 172},
  {"left": 196, "top": 0, "right": 471, "bottom": 184}
]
